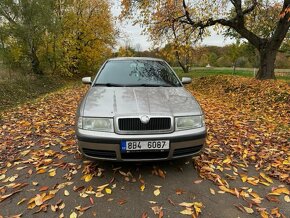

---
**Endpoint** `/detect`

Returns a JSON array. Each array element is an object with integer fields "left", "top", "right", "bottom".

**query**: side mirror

[
  {"left": 181, "top": 77, "right": 192, "bottom": 85},
  {"left": 82, "top": 77, "right": 92, "bottom": 85}
]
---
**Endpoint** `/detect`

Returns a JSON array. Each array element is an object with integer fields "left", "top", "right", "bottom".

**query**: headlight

[
  {"left": 78, "top": 117, "right": 113, "bottom": 132},
  {"left": 175, "top": 116, "right": 204, "bottom": 131}
]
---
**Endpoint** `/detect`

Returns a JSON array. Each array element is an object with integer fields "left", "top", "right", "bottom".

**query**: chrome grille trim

[{"left": 115, "top": 116, "right": 173, "bottom": 134}]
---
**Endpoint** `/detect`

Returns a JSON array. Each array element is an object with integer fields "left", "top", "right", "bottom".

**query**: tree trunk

[
  {"left": 175, "top": 50, "right": 188, "bottom": 73},
  {"left": 255, "top": 48, "right": 277, "bottom": 80},
  {"left": 30, "top": 47, "right": 43, "bottom": 75}
]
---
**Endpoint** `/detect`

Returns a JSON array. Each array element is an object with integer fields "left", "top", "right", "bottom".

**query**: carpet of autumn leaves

[{"left": 0, "top": 76, "right": 289, "bottom": 218}]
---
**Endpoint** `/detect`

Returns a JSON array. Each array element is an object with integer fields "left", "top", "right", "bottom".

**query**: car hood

[{"left": 81, "top": 87, "right": 203, "bottom": 117}]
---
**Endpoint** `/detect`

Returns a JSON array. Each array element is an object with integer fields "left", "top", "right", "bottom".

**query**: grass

[
  {"left": 0, "top": 75, "right": 79, "bottom": 112},
  {"left": 174, "top": 67, "right": 290, "bottom": 81}
]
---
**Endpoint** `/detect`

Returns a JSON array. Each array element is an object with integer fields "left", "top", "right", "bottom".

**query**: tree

[
  {"left": 0, "top": 0, "right": 56, "bottom": 75},
  {"left": 121, "top": 0, "right": 290, "bottom": 80},
  {"left": 0, "top": 0, "right": 116, "bottom": 76},
  {"left": 228, "top": 42, "right": 241, "bottom": 74},
  {"left": 55, "top": 0, "right": 116, "bottom": 76}
]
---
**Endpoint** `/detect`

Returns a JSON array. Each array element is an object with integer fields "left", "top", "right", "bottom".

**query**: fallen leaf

[
  {"left": 90, "top": 197, "right": 94, "bottom": 204},
  {"left": 269, "top": 187, "right": 289, "bottom": 195},
  {"left": 17, "top": 198, "right": 26, "bottom": 205},
  {"left": 175, "top": 188, "right": 185, "bottom": 195},
  {"left": 97, "top": 184, "right": 109, "bottom": 191},
  {"left": 140, "top": 184, "right": 145, "bottom": 192},
  {"left": 75, "top": 205, "right": 92, "bottom": 212},
  {"left": 284, "top": 195, "right": 290, "bottom": 202},
  {"left": 158, "top": 169, "right": 166, "bottom": 179},
  {"left": 95, "top": 192, "right": 104, "bottom": 198},
  {"left": 193, "top": 179, "right": 203, "bottom": 184},
  {"left": 260, "top": 210, "right": 269, "bottom": 218},
  {"left": 168, "top": 198, "right": 175, "bottom": 206},
  {"left": 70, "top": 212, "right": 77, "bottom": 218},
  {"left": 34, "top": 194, "right": 43, "bottom": 206},
  {"left": 180, "top": 208, "right": 193, "bottom": 215},
  {"left": 64, "top": 190, "right": 70, "bottom": 196},
  {"left": 259, "top": 172, "right": 273, "bottom": 184},
  {"left": 244, "top": 206, "right": 254, "bottom": 214},
  {"left": 141, "top": 212, "right": 148, "bottom": 218},
  {"left": 49, "top": 169, "right": 56, "bottom": 177},
  {"left": 0, "top": 189, "right": 22, "bottom": 203},
  {"left": 151, "top": 206, "right": 162, "bottom": 215},
  {"left": 83, "top": 174, "right": 93, "bottom": 182},
  {"left": 154, "top": 189, "right": 160, "bottom": 196},
  {"left": 118, "top": 199, "right": 127, "bottom": 205},
  {"left": 39, "top": 186, "right": 49, "bottom": 192},
  {"left": 179, "top": 202, "right": 194, "bottom": 207},
  {"left": 105, "top": 188, "right": 112, "bottom": 194}
]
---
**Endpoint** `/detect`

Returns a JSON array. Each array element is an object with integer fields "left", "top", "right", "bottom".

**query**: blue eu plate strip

[{"left": 121, "top": 140, "right": 126, "bottom": 153}]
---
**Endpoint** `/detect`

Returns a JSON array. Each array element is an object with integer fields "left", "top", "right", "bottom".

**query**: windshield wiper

[
  {"left": 127, "top": 84, "right": 173, "bottom": 87},
  {"left": 93, "top": 83, "right": 125, "bottom": 87}
]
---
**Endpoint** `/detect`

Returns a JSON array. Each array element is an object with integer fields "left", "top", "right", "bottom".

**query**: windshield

[{"left": 94, "top": 60, "right": 182, "bottom": 87}]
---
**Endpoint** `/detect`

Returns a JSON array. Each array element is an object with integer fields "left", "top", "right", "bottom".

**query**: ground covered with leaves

[{"left": 0, "top": 76, "right": 289, "bottom": 218}]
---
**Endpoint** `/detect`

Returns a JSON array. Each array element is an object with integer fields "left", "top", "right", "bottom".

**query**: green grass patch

[{"left": 174, "top": 67, "right": 290, "bottom": 81}]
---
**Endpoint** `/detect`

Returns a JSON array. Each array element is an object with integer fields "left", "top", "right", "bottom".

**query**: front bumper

[{"left": 76, "top": 127, "right": 206, "bottom": 161}]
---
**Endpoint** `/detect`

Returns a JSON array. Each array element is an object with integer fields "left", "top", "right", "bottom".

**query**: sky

[{"left": 112, "top": 2, "right": 235, "bottom": 51}]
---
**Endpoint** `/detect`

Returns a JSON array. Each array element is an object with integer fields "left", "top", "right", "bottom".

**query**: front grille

[
  {"left": 82, "top": 148, "right": 116, "bottom": 159},
  {"left": 173, "top": 145, "right": 203, "bottom": 157},
  {"left": 118, "top": 117, "right": 171, "bottom": 131},
  {"left": 121, "top": 151, "right": 169, "bottom": 159}
]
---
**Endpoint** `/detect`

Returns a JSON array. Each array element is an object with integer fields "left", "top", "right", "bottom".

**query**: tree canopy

[
  {"left": 121, "top": 0, "right": 290, "bottom": 79},
  {"left": 0, "top": 0, "right": 116, "bottom": 76}
]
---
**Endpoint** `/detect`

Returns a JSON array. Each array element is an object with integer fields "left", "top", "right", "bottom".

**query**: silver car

[{"left": 76, "top": 57, "right": 206, "bottom": 161}]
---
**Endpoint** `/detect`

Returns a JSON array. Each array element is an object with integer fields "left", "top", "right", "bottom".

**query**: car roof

[{"left": 108, "top": 57, "right": 164, "bottom": 62}]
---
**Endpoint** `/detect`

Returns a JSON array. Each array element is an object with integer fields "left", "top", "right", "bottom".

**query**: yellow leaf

[
  {"left": 80, "top": 193, "right": 88, "bottom": 198},
  {"left": 179, "top": 202, "right": 194, "bottom": 207},
  {"left": 64, "top": 190, "right": 70, "bottom": 196},
  {"left": 244, "top": 207, "right": 254, "bottom": 214},
  {"left": 210, "top": 188, "right": 215, "bottom": 195},
  {"left": 37, "top": 168, "right": 46, "bottom": 174},
  {"left": 49, "top": 169, "right": 56, "bottom": 177},
  {"left": 239, "top": 173, "right": 247, "bottom": 182},
  {"left": 140, "top": 184, "right": 145, "bottom": 192},
  {"left": 105, "top": 188, "right": 112, "bottom": 194},
  {"left": 84, "top": 174, "right": 93, "bottom": 182},
  {"left": 260, "top": 172, "right": 273, "bottom": 184},
  {"left": 0, "top": 174, "right": 5, "bottom": 180},
  {"left": 95, "top": 192, "right": 104, "bottom": 198},
  {"left": 34, "top": 194, "right": 43, "bottom": 206},
  {"left": 27, "top": 202, "right": 36, "bottom": 210},
  {"left": 17, "top": 198, "right": 26, "bottom": 205},
  {"left": 180, "top": 209, "right": 193, "bottom": 215},
  {"left": 269, "top": 187, "right": 290, "bottom": 195},
  {"left": 284, "top": 195, "right": 290, "bottom": 202},
  {"left": 42, "top": 194, "right": 55, "bottom": 203},
  {"left": 97, "top": 183, "right": 109, "bottom": 191},
  {"left": 154, "top": 189, "right": 160, "bottom": 196},
  {"left": 219, "top": 186, "right": 236, "bottom": 195},
  {"left": 260, "top": 210, "right": 269, "bottom": 218},
  {"left": 70, "top": 212, "right": 77, "bottom": 218},
  {"left": 223, "top": 157, "right": 231, "bottom": 164},
  {"left": 260, "top": 181, "right": 270, "bottom": 186}
]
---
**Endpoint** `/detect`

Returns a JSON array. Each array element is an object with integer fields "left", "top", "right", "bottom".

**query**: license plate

[{"left": 121, "top": 140, "right": 170, "bottom": 153}]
